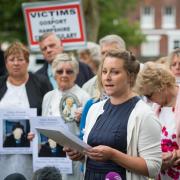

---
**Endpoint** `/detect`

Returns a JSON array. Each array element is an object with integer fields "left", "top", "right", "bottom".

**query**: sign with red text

[{"left": 22, "top": 0, "right": 86, "bottom": 51}]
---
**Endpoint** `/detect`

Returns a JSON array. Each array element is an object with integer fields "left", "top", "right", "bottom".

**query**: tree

[
  {"left": 96, "top": 0, "right": 145, "bottom": 47},
  {"left": 0, "top": 0, "right": 145, "bottom": 48}
]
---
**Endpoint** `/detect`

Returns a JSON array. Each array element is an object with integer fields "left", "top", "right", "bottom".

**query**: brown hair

[
  {"left": 97, "top": 50, "right": 140, "bottom": 89},
  {"left": 4, "top": 41, "right": 29, "bottom": 62}
]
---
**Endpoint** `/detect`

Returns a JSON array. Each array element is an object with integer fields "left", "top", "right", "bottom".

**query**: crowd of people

[{"left": 0, "top": 32, "right": 180, "bottom": 180}]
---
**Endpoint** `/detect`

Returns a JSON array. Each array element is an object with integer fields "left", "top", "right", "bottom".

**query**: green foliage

[
  {"left": 0, "top": 0, "right": 145, "bottom": 48},
  {"left": 97, "top": 0, "right": 145, "bottom": 47}
]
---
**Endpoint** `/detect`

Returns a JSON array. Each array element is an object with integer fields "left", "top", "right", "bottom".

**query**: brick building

[{"left": 130, "top": 0, "right": 180, "bottom": 60}]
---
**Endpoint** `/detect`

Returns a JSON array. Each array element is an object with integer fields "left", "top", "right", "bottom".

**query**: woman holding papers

[
  {"left": 65, "top": 50, "right": 162, "bottom": 180},
  {"left": 0, "top": 42, "right": 51, "bottom": 180},
  {"left": 42, "top": 53, "right": 90, "bottom": 180}
]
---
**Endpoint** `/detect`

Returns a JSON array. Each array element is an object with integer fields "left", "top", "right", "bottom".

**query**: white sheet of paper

[
  {"left": 0, "top": 108, "right": 37, "bottom": 154},
  {"left": 36, "top": 127, "right": 92, "bottom": 153},
  {"left": 32, "top": 116, "right": 72, "bottom": 174}
]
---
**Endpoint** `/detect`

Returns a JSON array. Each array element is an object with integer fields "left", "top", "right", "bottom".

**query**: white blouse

[{"left": 0, "top": 81, "right": 29, "bottom": 108}]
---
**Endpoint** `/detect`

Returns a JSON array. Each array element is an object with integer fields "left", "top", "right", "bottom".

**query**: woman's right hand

[
  {"left": 27, "top": 132, "right": 35, "bottom": 141},
  {"left": 63, "top": 147, "right": 84, "bottom": 161},
  {"left": 161, "top": 151, "right": 177, "bottom": 171}
]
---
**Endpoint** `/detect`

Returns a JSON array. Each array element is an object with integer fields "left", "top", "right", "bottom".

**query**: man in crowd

[{"left": 36, "top": 32, "right": 94, "bottom": 88}]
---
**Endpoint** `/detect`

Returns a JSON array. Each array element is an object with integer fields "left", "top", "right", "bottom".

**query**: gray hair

[
  {"left": 52, "top": 53, "right": 79, "bottom": 77},
  {"left": 78, "top": 41, "right": 101, "bottom": 63},
  {"left": 39, "top": 32, "right": 59, "bottom": 42},
  {"left": 99, "top": 34, "right": 126, "bottom": 50}
]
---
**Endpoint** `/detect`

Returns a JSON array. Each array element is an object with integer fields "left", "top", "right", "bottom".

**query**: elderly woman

[
  {"left": 65, "top": 50, "right": 162, "bottom": 180},
  {"left": 42, "top": 53, "right": 90, "bottom": 180},
  {"left": 135, "top": 62, "right": 180, "bottom": 179},
  {"left": 0, "top": 42, "right": 51, "bottom": 180}
]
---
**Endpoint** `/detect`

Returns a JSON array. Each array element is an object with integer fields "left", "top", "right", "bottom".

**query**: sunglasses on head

[{"left": 56, "top": 69, "right": 74, "bottom": 75}]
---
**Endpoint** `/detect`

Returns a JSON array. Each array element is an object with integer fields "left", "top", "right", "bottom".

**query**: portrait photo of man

[
  {"left": 38, "top": 134, "right": 66, "bottom": 158},
  {"left": 3, "top": 121, "right": 30, "bottom": 148}
]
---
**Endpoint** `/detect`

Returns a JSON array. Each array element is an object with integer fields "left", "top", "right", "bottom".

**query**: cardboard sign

[{"left": 22, "top": 0, "right": 86, "bottom": 51}]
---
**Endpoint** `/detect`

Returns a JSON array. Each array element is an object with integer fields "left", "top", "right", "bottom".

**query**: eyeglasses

[{"left": 56, "top": 69, "right": 74, "bottom": 75}]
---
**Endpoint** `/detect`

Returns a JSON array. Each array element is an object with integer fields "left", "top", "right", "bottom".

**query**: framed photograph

[{"left": 59, "top": 93, "right": 80, "bottom": 123}]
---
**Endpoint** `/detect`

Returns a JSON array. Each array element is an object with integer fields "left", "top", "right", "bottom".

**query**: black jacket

[
  {"left": 36, "top": 61, "right": 94, "bottom": 88},
  {"left": 38, "top": 142, "right": 66, "bottom": 157},
  {"left": 0, "top": 49, "right": 6, "bottom": 76},
  {"left": 0, "top": 73, "right": 51, "bottom": 115},
  {"left": 3, "top": 134, "right": 30, "bottom": 147}
]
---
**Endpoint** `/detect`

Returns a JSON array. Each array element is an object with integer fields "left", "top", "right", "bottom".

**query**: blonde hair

[
  {"left": 168, "top": 48, "right": 180, "bottom": 67},
  {"left": 135, "top": 62, "right": 176, "bottom": 96},
  {"left": 155, "top": 56, "right": 169, "bottom": 68}
]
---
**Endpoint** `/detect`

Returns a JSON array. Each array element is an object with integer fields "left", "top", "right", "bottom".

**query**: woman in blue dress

[{"left": 64, "top": 50, "right": 162, "bottom": 180}]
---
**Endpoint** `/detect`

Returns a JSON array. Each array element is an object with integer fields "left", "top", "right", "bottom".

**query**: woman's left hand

[{"left": 84, "top": 145, "right": 113, "bottom": 161}]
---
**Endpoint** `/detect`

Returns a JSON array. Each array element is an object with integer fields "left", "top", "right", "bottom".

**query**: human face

[
  {"left": 101, "top": 57, "right": 130, "bottom": 98},
  {"left": 145, "top": 89, "right": 167, "bottom": 106},
  {"left": 66, "top": 98, "right": 74, "bottom": 107},
  {"left": 101, "top": 43, "right": 123, "bottom": 57},
  {"left": 79, "top": 51, "right": 91, "bottom": 64},
  {"left": 48, "top": 139, "right": 57, "bottom": 148},
  {"left": 6, "top": 53, "right": 29, "bottom": 79},
  {"left": 13, "top": 128, "right": 23, "bottom": 140},
  {"left": 170, "top": 55, "right": 180, "bottom": 77},
  {"left": 55, "top": 62, "right": 76, "bottom": 91},
  {"left": 39, "top": 35, "right": 63, "bottom": 63}
]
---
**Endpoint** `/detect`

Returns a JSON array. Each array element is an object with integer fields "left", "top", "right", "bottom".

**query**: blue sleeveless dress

[{"left": 85, "top": 96, "right": 140, "bottom": 180}]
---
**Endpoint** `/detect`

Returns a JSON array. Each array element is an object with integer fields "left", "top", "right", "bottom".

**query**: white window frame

[
  {"left": 162, "top": 6, "right": 176, "bottom": 29},
  {"left": 140, "top": 6, "right": 155, "bottom": 29},
  {"left": 141, "top": 36, "right": 161, "bottom": 57}
]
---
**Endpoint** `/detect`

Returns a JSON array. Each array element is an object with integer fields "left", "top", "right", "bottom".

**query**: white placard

[
  {"left": 37, "top": 127, "right": 92, "bottom": 153},
  {"left": 0, "top": 108, "right": 37, "bottom": 154},
  {"left": 31, "top": 116, "right": 72, "bottom": 174},
  {"left": 22, "top": 0, "right": 86, "bottom": 51}
]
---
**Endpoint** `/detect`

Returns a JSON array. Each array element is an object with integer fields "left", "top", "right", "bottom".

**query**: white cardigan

[{"left": 83, "top": 99, "right": 162, "bottom": 180}]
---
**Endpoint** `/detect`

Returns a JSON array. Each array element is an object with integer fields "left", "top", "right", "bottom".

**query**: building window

[
  {"left": 162, "top": 6, "right": 175, "bottom": 29},
  {"left": 144, "top": 7, "right": 151, "bottom": 15},
  {"left": 165, "top": 6, "right": 172, "bottom": 15},
  {"left": 140, "top": 6, "right": 154, "bottom": 29},
  {"left": 174, "top": 40, "right": 180, "bottom": 49},
  {"left": 141, "top": 36, "right": 160, "bottom": 57}
]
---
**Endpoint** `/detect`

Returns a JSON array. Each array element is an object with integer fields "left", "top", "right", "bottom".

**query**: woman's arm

[
  {"left": 63, "top": 147, "right": 85, "bottom": 161},
  {"left": 85, "top": 145, "right": 148, "bottom": 176}
]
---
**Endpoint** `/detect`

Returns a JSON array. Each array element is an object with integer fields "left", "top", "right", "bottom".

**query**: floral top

[{"left": 158, "top": 107, "right": 180, "bottom": 180}]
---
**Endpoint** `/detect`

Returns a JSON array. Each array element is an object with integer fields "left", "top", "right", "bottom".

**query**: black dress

[{"left": 85, "top": 97, "right": 140, "bottom": 180}]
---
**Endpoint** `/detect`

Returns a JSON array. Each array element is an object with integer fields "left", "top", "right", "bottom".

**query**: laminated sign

[{"left": 22, "top": 0, "right": 86, "bottom": 51}]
